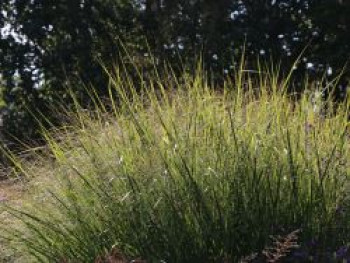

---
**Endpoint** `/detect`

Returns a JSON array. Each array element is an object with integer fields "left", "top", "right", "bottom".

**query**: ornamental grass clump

[{"left": 1, "top": 60, "right": 349, "bottom": 262}]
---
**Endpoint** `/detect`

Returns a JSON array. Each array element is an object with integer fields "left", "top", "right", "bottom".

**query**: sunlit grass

[{"left": 1, "top": 60, "right": 349, "bottom": 262}]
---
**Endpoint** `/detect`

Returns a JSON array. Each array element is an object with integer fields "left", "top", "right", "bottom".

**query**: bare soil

[{"left": 0, "top": 178, "right": 29, "bottom": 263}]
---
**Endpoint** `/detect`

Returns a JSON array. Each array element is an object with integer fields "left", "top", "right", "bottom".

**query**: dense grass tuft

[{"left": 1, "top": 62, "right": 349, "bottom": 262}]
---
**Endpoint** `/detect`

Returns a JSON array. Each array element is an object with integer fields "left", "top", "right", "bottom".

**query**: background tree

[
  {"left": 0, "top": 0, "right": 143, "bottom": 141},
  {"left": 0, "top": 0, "right": 349, "bottom": 147},
  {"left": 308, "top": 0, "right": 350, "bottom": 96}
]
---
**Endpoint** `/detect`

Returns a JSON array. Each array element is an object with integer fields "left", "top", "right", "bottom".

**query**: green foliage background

[{"left": 0, "top": 0, "right": 349, "bottom": 144}]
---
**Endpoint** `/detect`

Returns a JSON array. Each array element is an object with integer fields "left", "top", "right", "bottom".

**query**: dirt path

[
  {"left": 0, "top": 179, "right": 26, "bottom": 202},
  {"left": 0, "top": 179, "right": 28, "bottom": 263}
]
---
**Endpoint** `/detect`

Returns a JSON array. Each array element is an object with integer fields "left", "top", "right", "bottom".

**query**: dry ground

[{"left": 0, "top": 177, "right": 28, "bottom": 262}]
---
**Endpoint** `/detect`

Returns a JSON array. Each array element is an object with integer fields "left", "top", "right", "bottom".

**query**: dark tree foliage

[
  {"left": 0, "top": 0, "right": 349, "bottom": 146},
  {"left": 309, "top": 0, "right": 350, "bottom": 68},
  {"left": 140, "top": 0, "right": 335, "bottom": 85},
  {"left": 0, "top": 0, "right": 143, "bottom": 142},
  {"left": 308, "top": 0, "right": 350, "bottom": 96}
]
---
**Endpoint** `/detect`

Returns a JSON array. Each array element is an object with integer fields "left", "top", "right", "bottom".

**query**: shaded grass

[{"left": 0, "top": 61, "right": 349, "bottom": 262}]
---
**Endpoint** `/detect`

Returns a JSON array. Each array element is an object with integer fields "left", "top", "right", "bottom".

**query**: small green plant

[{"left": 1, "top": 60, "right": 349, "bottom": 262}]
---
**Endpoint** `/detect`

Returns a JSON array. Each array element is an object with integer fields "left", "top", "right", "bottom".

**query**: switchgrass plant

[{"left": 1, "top": 60, "right": 349, "bottom": 262}]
